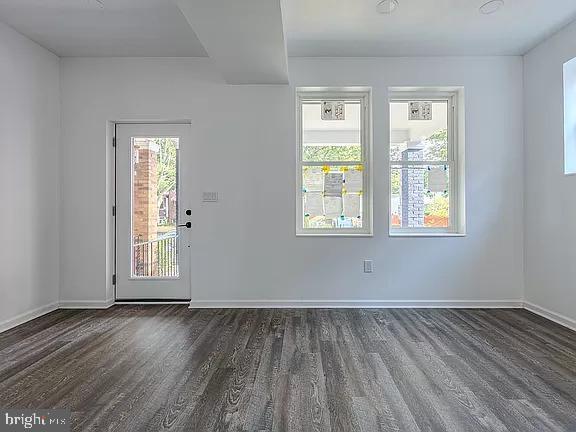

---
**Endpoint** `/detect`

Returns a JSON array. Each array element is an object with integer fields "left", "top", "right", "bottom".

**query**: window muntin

[
  {"left": 297, "top": 89, "right": 372, "bottom": 236},
  {"left": 389, "top": 92, "right": 461, "bottom": 234}
]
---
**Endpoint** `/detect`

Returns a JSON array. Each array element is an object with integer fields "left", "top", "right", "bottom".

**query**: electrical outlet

[{"left": 363, "top": 260, "right": 373, "bottom": 273}]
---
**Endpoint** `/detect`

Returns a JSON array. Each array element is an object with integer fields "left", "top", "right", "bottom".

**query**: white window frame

[
  {"left": 388, "top": 87, "right": 466, "bottom": 237},
  {"left": 296, "top": 87, "right": 373, "bottom": 236},
  {"left": 564, "top": 57, "right": 576, "bottom": 175}
]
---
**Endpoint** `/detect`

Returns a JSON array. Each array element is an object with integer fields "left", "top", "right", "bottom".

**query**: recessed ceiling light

[
  {"left": 479, "top": 0, "right": 504, "bottom": 15},
  {"left": 377, "top": 0, "right": 399, "bottom": 14}
]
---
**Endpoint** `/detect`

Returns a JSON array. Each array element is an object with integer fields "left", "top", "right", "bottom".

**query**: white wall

[
  {"left": 59, "top": 56, "right": 524, "bottom": 306},
  {"left": 0, "top": 22, "right": 60, "bottom": 328},
  {"left": 524, "top": 21, "right": 576, "bottom": 323}
]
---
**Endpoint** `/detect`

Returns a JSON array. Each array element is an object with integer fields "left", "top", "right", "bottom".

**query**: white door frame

[{"left": 113, "top": 122, "right": 193, "bottom": 301}]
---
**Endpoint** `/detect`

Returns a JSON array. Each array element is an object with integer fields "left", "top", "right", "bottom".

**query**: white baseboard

[
  {"left": 59, "top": 299, "right": 115, "bottom": 309},
  {"left": 523, "top": 302, "right": 576, "bottom": 332},
  {"left": 5, "top": 299, "right": 574, "bottom": 335},
  {"left": 189, "top": 299, "right": 524, "bottom": 309},
  {"left": 115, "top": 301, "right": 190, "bottom": 305},
  {"left": 0, "top": 302, "right": 59, "bottom": 333}
]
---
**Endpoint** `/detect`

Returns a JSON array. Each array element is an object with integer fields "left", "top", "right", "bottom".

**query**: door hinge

[
  {"left": 112, "top": 136, "right": 116, "bottom": 147},
  {"left": 112, "top": 274, "right": 116, "bottom": 285},
  {"left": 112, "top": 205, "right": 116, "bottom": 217}
]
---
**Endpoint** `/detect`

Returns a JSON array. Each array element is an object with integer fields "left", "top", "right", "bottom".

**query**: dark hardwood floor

[{"left": 1, "top": 306, "right": 576, "bottom": 431}]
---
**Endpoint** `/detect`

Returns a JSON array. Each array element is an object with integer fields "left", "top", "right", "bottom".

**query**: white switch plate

[
  {"left": 363, "top": 260, "right": 373, "bottom": 273},
  {"left": 202, "top": 192, "right": 218, "bottom": 202}
]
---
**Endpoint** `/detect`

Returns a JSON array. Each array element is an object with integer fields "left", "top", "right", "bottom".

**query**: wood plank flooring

[{"left": 1, "top": 306, "right": 576, "bottom": 431}]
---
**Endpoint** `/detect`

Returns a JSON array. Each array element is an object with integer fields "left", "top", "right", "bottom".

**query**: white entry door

[{"left": 116, "top": 123, "right": 192, "bottom": 300}]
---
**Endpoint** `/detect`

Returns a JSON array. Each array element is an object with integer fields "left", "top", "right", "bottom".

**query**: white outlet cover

[{"left": 363, "top": 260, "right": 373, "bottom": 273}]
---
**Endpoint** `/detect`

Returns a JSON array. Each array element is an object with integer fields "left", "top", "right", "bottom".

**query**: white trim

[
  {"left": 389, "top": 232, "right": 467, "bottom": 238},
  {"left": 523, "top": 302, "right": 576, "bottom": 332},
  {"left": 113, "top": 119, "right": 193, "bottom": 125},
  {"left": 388, "top": 87, "right": 466, "bottom": 237},
  {"left": 115, "top": 301, "right": 190, "bottom": 305},
  {"left": 59, "top": 299, "right": 115, "bottom": 309},
  {"left": 0, "top": 302, "right": 60, "bottom": 333},
  {"left": 115, "top": 123, "right": 193, "bottom": 300},
  {"left": 4, "top": 300, "right": 576, "bottom": 336},
  {"left": 189, "top": 299, "right": 524, "bottom": 309},
  {"left": 296, "top": 87, "right": 373, "bottom": 237}
]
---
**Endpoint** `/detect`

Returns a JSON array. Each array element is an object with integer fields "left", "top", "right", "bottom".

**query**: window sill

[
  {"left": 296, "top": 231, "right": 373, "bottom": 237},
  {"left": 389, "top": 232, "right": 466, "bottom": 238}
]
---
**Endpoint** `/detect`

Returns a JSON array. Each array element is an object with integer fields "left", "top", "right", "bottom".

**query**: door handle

[{"left": 178, "top": 222, "right": 192, "bottom": 228}]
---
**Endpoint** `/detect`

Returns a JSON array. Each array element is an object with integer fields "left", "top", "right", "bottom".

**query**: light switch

[{"left": 202, "top": 192, "right": 218, "bottom": 202}]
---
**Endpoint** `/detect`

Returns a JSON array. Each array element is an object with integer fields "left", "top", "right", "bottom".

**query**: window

[
  {"left": 297, "top": 88, "right": 372, "bottom": 236},
  {"left": 564, "top": 57, "right": 576, "bottom": 175},
  {"left": 389, "top": 88, "right": 465, "bottom": 236}
]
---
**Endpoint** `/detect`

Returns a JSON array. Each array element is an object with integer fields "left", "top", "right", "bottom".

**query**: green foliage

[
  {"left": 391, "top": 169, "right": 400, "bottom": 194},
  {"left": 154, "top": 138, "right": 178, "bottom": 209},
  {"left": 303, "top": 145, "right": 361, "bottom": 162},
  {"left": 390, "top": 143, "right": 402, "bottom": 194},
  {"left": 425, "top": 194, "right": 449, "bottom": 217},
  {"left": 424, "top": 129, "right": 448, "bottom": 161},
  {"left": 390, "top": 144, "right": 402, "bottom": 161},
  {"left": 391, "top": 129, "right": 447, "bottom": 196},
  {"left": 423, "top": 129, "right": 449, "bottom": 218}
]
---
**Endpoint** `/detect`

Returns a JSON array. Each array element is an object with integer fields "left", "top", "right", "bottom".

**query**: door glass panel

[{"left": 131, "top": 137, "right": 179, "bottom": 277}]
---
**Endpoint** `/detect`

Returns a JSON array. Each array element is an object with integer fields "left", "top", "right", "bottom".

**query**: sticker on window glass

[
  {"left": 321, "top": 101, "right": 345, "bottom": 120},
  {"left": 324, "top": 172, "right": 343, "bottom": 196},
  {"left": 324, "top": 196, "right": 343, "bottom": 218},
  {"left": 428, "top": 166, "right": 448, "bottom": 192},
  {"left": 344, "top": 170, "right": 362, "bottom": 193},
  {"left": 409, "top": 101, "right": 432, "bottom": 120},
  {"left": 303, "top": 168, "right": 324, "bottom": 192},
  {"left": 343, "top": 193, "right": 361, "bottom": 218},
  {"left": 304, "top": 192, "right": 324, "bottom": 218}
]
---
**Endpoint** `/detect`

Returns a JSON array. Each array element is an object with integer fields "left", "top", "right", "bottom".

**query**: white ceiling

[
  {"left": 0, "top": 0, "right": 575, "bottom": 58},
  {"left": 0, "top": 0, "right": 207, "bottom": 56},
  {"left": 284, "top": 0, "right": 576, "bottom": 56}
]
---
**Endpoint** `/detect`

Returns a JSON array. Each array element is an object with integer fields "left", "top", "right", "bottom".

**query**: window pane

[
  {"left": 131, "top": 137, "right": 179, "bottom": 277},
  {"left": 390, "top": 101, "right": 448, "bottom": 162},
  {"left": 391, "top": 165, "right": 450, "bottom": 229},
  {"left": 302, "top": 101, "right": 362, "bottom": 162},
  {"left": 302, "top": 165, "right": 364, "bottom": 229}
]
